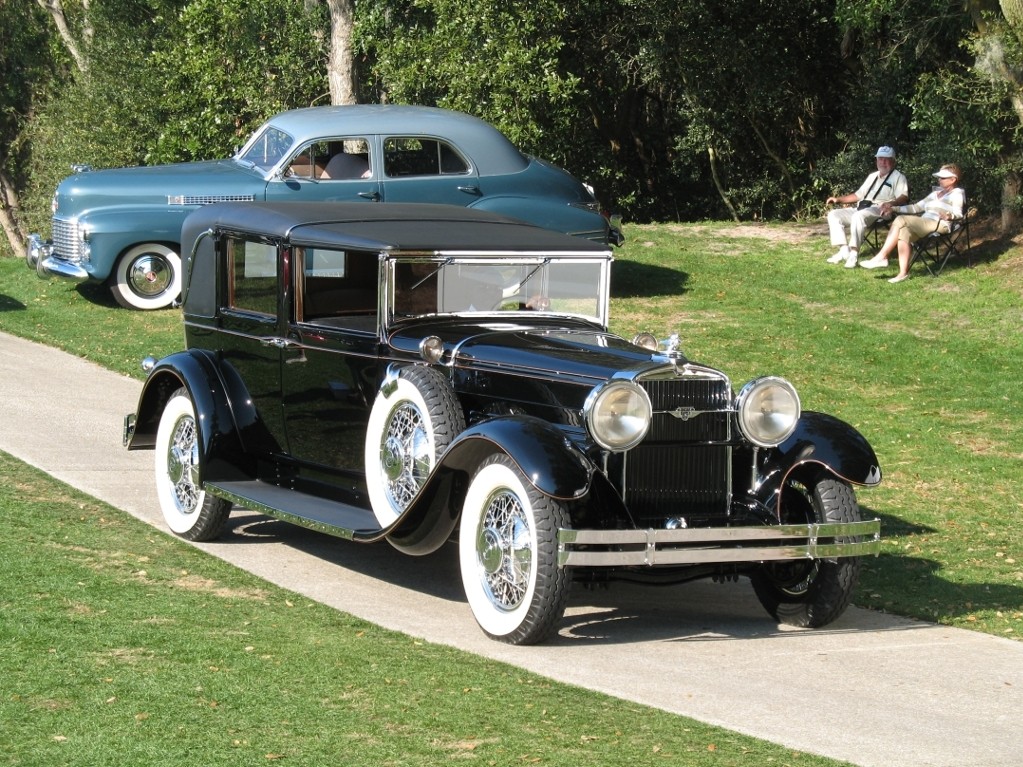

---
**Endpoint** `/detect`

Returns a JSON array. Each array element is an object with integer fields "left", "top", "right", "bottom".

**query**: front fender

[
  {"left": 75, "top": 207, "right": 190, "bottom": 278},
  {"left": 440, "top": 415, "right": 595, "bottom": 500},
  {"left": 125, "top": 350, "right": 253, "bottom": 482},
  {"left": 759, "top": 411, "right": 882, "bottom": 500}
]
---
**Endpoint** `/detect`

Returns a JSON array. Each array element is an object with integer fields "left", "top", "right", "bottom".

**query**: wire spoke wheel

[
  {"left": 154, "top": 388, "right": 231, "bottom": 541},
  {"left": 459, "top": 454, "right": 570, "bottom": 645}
]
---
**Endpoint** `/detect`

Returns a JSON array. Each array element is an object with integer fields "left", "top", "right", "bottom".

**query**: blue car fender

[
  {"left": 757, "top": 411, "right": 883, "bottom": 502},
  {"left": 76, "top": 207, "right": 190, "bottom": 279},
  {"left": 439, "top": 415, "right": 596, "bottom": 501}
]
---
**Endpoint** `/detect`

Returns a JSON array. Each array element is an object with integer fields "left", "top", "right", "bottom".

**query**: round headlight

[
  {"left": 585, "top": 380, "right": 652, "bottom": 452},
  {"left": 632, "top": 332, "right": 658, "bottom": 351},
  {"left": 736, "top": 377, "right": 801, "bottom": 447}
]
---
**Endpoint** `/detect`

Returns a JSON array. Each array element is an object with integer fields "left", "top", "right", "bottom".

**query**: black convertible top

[{"left": 183, "top": 201, "right": 611, "bottom": 255}]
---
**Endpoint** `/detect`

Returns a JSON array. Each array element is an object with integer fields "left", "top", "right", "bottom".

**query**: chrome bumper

[
  {"left": 26, "top": 234, "right": 89, "bottom": 283},
  {"left": 558, "top": 519, "right": 881, "bottom": 567}
]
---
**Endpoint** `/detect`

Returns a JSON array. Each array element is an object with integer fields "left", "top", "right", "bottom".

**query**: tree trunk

[
  {"left": 1001, "top": 169, "right": 1021, "bottom": 234},
  {"left": 708, "top": 146, "right": 740, "bottom": 223},
  {"left": 0, "top": 170, "right": 28, "bottom": 260},
  {"left": 326, "top": 0, "right": 357, "bottom": 105},
  {"left": 35, "top": 0, "right": 89, "bottom": 74}
]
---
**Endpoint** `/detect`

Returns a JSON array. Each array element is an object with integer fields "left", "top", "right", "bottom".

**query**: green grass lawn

[{"left": 0, "top": 219, "right": 1020, "bottom": 764}]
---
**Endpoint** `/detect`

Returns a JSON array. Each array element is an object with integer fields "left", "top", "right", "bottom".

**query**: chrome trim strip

[{"left": 557, "top": 519, "right": 881, "bottom": 567}]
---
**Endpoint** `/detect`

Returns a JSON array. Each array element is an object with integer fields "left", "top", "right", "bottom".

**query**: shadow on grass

[
  {"left": 611, "top": 260, "right": 689, "bottom": 298},
  {"left": 0, "top": 294, "right": 26, "bottom": 312},
  {"left": 75, "top": 281, "right": 120, "bottom": 308}
]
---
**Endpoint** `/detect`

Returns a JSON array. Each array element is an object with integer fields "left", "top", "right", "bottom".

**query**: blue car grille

[
  {"left": 52, "top": 217, "right": 87, "bottom": 262},
  {"left": 625, "top": 376, "right": 733, "bottom": 525}
]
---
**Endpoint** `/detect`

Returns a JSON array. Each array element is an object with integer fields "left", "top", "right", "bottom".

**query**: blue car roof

[{"left": 264, "top": 105, "right": 529, "bottom": 176}]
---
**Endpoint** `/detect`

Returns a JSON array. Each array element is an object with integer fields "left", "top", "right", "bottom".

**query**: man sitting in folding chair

[
  {"left": 825, "top": 146, "right": 910, "bottom": 268},
  {"left": 859, "top": 164, "right": 965, "bottom": 284}
]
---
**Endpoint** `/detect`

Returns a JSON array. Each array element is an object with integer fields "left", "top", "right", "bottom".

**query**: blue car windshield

[{"left": 236, "top": 126, "right": 294, "bottom": 171}]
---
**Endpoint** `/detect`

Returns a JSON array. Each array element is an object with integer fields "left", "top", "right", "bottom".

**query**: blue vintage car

[
  {"left": 124, "top": 201, "right": 881, "bottom": 645},
  {"left": 26, "top": 105, "right": 622, "bottom": 310}
]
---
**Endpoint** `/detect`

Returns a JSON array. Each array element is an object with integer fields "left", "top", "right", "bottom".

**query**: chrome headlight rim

[
  {"left": 735, "top": 376, "right": 801, "bottom": 448},
  {"left": 584, "top": 379, "right": 652, "bottom": 452}
]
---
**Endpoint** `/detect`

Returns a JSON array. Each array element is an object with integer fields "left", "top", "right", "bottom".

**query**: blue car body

[{"left": 27, "top": 105, "right": 621, "bottom": 310}]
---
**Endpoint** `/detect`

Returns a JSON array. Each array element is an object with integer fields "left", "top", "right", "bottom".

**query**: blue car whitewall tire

[{"left": 111, "top": 243, "right": 182, "bottom": 310}]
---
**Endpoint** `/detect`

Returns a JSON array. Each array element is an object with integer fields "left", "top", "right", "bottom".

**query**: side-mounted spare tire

[{"left": 364, "top": 366, "right": 466, "bottom": 528}]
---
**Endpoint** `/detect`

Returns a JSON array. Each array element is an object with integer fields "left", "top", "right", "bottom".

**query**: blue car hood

[{"left": 54, "top": 159, "right": 264, "bottom": 213}]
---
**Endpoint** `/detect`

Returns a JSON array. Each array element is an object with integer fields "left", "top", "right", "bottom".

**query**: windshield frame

[
  {"left": 234, "top": 123, "right": 297, "bottom": 176},
  {"left": 383, "top": 253, "right": 611, "bottom": 330}
]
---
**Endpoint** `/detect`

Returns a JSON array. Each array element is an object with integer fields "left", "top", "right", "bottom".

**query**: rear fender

[{"left": 125, "top": 350, "right": 254, "bottom": 482}]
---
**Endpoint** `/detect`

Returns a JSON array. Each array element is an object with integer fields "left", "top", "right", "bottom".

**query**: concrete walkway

[{"left": 1, "top": 330, "right": 1020, "bottom": 767}]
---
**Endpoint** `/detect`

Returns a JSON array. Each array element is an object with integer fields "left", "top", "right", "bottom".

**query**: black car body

[{"left": 125, "top": 202, "right": 881, "bottom": 644}]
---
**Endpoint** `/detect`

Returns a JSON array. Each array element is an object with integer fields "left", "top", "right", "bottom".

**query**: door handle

[
  {"left": 457, "top": 185, "right": 481, "bottom": 195},
  {"left": 260, "top": 337, "right": 298, "bottom": 349},
  {"left": 358, "top": 191, "right": 381, "bottom": 201}
]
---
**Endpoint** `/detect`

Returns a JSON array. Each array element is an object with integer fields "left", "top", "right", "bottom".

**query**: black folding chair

[
  {"left": 908, "top": 205, "right": 974, "bottom": 277},
  {"left": 862, "top": 213, "right": 893, "bottom": 253}
]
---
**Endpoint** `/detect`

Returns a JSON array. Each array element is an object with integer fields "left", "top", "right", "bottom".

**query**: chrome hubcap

[
  {"left": 128, "top": 254, "right": 172, "bottom": 298},
  {"left": 379, "top": 402, "right": 430, "bottom": 510},
  {"left": 166, "top": 414, "right": 200, "bottom": 513},
  {"left": 476, "top": 490, "right": 532, "bottom": 611}
]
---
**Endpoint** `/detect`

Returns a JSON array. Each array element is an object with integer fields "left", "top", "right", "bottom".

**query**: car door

[
  {"left": 279, "top": 245, "right": 381, "bottom": 490},
  {"left": 379, "top": 136, "right": 482, "bottom": 206},
  {"left": 264, "top": 137, "right": 382, "bottom": 203},
  {"left": 214, "top": 234, "right": 290, "bottom": 459}
]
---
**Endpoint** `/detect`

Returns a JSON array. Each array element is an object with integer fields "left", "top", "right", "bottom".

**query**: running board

[{"left": 205, "top": 480, "right": 387, "bottom": 543}]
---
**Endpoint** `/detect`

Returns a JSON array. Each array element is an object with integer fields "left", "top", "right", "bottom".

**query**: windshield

[
  {"left": 235, "top": 125, "right": 295, "bottom": 171},
  {"left": 389, "top": 257, "right": 609, "bottom": 326}
]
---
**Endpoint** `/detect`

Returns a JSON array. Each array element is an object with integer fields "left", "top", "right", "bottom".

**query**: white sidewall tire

[
  {"left": 154, "top": 390, "right": 230, "bottom": 542},
  {"left": 112, "top": 243, "right": 182, "bottom": 310},
  {"left": 155, "top": 392, "right": 205, "bottom": 535},
  {"left": 458, "top": 461, "right": 540, "bottom": 640}
]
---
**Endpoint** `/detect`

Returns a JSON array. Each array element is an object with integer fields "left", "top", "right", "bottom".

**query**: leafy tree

[
  {"left": 0, "top": 0, "right": 59, "bottom": 258},
  {"left": 145, "top": 0, "right": 330, "bottom": 163}
]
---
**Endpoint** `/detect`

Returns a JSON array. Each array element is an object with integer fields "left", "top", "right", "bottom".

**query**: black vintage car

[{"left": 124, "top": 202, "right": 881, "bottom": 645}]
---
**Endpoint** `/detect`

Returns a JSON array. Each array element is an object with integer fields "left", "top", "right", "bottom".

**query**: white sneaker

[
  {"left": 826, "top": 251, "right": 846, "bottom": 264},
  {"left": 844, "top": 253, "right": 859, "bottom": 268}
]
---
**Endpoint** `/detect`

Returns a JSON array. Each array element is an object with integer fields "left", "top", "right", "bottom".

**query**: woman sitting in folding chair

[{"left": 859, "top": 164, "right": 964, "bottom": 283}]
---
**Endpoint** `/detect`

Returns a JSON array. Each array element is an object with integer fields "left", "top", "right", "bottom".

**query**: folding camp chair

[
  {"left": 863, "top": 213, "right": 893, "bottom": 253},
  {"left": 908, "top": 202, "right": 974, "bottom": 277}
]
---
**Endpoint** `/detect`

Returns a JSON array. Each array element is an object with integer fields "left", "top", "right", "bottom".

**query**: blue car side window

[{"left": 383, "top": 138, "right": 468, "bottom": 177}]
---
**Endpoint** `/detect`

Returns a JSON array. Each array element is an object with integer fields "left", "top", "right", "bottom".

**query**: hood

[
  {"left": 54, "top": 159, "right": 264, "bottom": 215},
  {"left": 392, "top": 320, "right": 660, "bottom": 383}
]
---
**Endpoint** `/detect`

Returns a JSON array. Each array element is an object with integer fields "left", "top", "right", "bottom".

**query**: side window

[
  {"left": 384, "top": 137, "right": 469, "bottom": 177},
  {"left": 298, "top": 247, "right": 378, "bottom": 328},
  {"left": 287, "top": 138, "right": 371, "bottom": 179},
  {"left": 227, "top": 238, "right": 278, "bottom": 316}
]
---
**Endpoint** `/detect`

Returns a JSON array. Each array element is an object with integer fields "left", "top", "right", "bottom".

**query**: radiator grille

[
  {"left": 52, "top": 217, "right": 87, "bottom": 262},
  {"left": 625, "top": 375, "right": 733, "bottom": 525}
]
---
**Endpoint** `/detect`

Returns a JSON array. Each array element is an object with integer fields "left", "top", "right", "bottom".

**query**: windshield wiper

[{"left": 411, "top": 258, "right": 453, "bottom": 290}]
